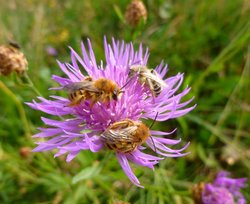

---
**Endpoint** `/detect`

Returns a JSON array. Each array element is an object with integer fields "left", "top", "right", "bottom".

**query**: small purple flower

[
  {"left": 202, "top": 171, "right": 247, "bottom": 204},
  {"left": 46, "top": 45, "right": 58, "bottom": 56},
  {"left": 28, "top": 38, "right": 195, "bottom": 187}
]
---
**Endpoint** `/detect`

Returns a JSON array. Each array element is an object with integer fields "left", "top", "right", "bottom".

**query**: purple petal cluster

[
  {"left": 28, "top": 38, "right": 195, "bottom": 187},
  {"left": 202, "top": 171, "right": 247, "bottom": 204}
]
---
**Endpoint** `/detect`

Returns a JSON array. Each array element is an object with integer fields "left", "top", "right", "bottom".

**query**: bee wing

[
  {"left": 130, "top": 65, "right": 148, "bottom": 72},
  {"left": 63, "top": 81, "right": 100, "bottom": 93},
  {"left": 143, "top": 70, "right": 168, "bottom": 87},
  {"left": 102, "top": 126, "right": 139, "bottom": 143}
]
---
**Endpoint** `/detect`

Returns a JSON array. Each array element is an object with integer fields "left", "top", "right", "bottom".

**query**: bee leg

[
  {"left": 89, "top": 99, "right": 97, "bottom": 108},
  {"left": 146, "top": 78, "right": 156, "bottom": 97},
  {"left": 67, "top": 99, "right": 79, "bottom": 107},
  {"left": 84, "top": 76, "right": 92, "bottom": 81},
  {"left": 67, "top": 95, "right": 84, "bottom": 107},
  {"left": 89, "top": 101, "right": 94, "bottom": 108},
  {"left": 110, "top": 120, "right": 131, "bottom": 129},
  {"left": 130, "top": 143, "right": 137, "bottom": 153}
]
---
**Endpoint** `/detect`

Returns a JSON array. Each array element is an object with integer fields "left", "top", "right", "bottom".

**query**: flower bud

[
  {"left": 0, "top": 44, "right": 28, "bottom": 76},
  {"left": 125, "top": 0, "right": 147, "bottom": 27}
]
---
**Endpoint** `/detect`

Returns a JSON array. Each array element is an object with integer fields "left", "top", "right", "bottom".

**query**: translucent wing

[
  {"left": 130, "top": 65, "right": 148, "bottom": 72},
  {"left": 143, "top": 70, "right": 168, "bottom": 88},
  {"left": 101, "top": 126, "right": 139, "bottom": 144},
  {"left": 63, "top": 81, "right": 99, "bottom": 93}
]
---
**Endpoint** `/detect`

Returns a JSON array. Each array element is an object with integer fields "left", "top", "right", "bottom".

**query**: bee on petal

[
  {"left": 101, "top": 119, "right": 150, "bottom": 154},
  {"left": 129, "top": 65, "right": 168, "bottom": 97},
  {"left": 63, "top": 77, "right": 122, "bottom": 107}
]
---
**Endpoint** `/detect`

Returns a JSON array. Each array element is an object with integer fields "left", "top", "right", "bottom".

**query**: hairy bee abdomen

[
  {"left": 105, "top": 142, "right": 137, "bottom": 153},
  {"left": 152, "top": 82, "right": 162, "bottom": 96},
  {"left": 68, "top": 89, "right": 87, "bottom": 106}
]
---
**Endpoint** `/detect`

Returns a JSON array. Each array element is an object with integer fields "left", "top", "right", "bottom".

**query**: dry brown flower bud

[
  {"left": 125, "top": 0, "right": 147, "bottom": 27},
  {"left": 192, "top": 183, "right": 204, "bottom": 204},
  {"left": 19, "top": 147, "right": 32, "bottom": 158},
  {"left": 0, "top": 44, "right": 28, "bottom": 76}
]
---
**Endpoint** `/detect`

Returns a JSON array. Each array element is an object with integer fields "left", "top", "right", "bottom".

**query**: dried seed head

[
  {"left": 192, "top": 183, "right": 204, "bottom": 204},
  {"left": 125, "top": 0, "right": 147, "bottom": 27},
  {"left": 19, "top": 147, "right": 32, "bottom": 158},
  {"left": 0, "top": 44, "right": 28, "bottom": 76}
]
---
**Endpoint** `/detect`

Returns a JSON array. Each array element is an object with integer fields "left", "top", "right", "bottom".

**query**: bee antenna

[
  {"left": 120, "top": 77, "right": 134, "bottom": 90},
  {"left": 149, "top": 112, "right": 158, "bottom": 129}
]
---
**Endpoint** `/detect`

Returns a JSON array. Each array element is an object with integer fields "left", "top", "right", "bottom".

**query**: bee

[
  {"left": 129, "top": 65, "right": 168, "bottom": 97},
  {"left": 101, "top": 119, "right": 150, "bottom": 153},
  {"left": 63, "top": 76, "right": 122, "bottom": 107}
]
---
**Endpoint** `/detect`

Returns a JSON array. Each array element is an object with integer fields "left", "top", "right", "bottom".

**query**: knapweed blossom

[
  {"left": 202, "top": 171, "right": 247, "bottom": 204},
  {"left": 28, "top": 38, "right": 195, "bottom": 187}
]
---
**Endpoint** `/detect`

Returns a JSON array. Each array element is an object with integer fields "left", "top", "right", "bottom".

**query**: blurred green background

[{"left": 0, "top": 0, "right": 249, "bottom": 203}]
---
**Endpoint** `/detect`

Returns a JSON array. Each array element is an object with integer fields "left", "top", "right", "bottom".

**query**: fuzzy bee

[
  {"left": 101, "top": 119, "right": 150, "bottom": 154},
  {"left": 63, "top": 76, "right": 122, "bottom": 107},
  {"left": 129, "top": 65, "right": 168, "bottom": 97}
]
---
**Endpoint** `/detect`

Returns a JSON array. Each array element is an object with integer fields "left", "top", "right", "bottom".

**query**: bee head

[
  {"left": 128, "top": 65, "right": 140, "bottom": 77},
  {"left": 128, "top": 69, "right": 135, "bottom": 78},
  {"left": 112, "top": 88, "right": 123, "bottom": 100}
]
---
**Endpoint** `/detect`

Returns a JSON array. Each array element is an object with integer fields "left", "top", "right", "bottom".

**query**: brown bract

[
  {"left": 125, "top": 0, "right": 147, "bottom": 27},
  {"left": 0, "top": 45, "right": 28, "bottom": 76},
  {"left": 192, "top": 183, "right": 205, "bottom": 204}
]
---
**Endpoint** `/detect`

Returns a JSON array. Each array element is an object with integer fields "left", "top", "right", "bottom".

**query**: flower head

[
  {"left": 125, "top": 0, "right": 147, "bottom": 27},
  {"left": 0, "top": 44, "right": 28, "bottom": 76},
  {"left": 27, "top": 38, "right": 195, "bottom": 187},
  {"left": 202, "top": 171, "right": 247, "bottom": 204}
]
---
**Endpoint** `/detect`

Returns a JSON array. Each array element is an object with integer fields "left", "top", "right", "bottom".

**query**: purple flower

[
  {"left": 202, "top": 171, "right": 247, "bottom": 204},
  {"left": 46, "top": 45, "right": 58, "bottom": 56},
  {"left": 27, "top": 38, "right": 195, "bottom": 187}
]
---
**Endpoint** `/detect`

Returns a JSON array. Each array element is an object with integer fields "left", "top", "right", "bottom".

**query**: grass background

[{"left": 0, "top": 0, "right": 249, "bottom": 203}]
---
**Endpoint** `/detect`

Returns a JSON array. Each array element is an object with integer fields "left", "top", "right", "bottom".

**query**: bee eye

[
  {"left": 112, "top": 92, "right": 118, "bottom": 100},
  {"left": 128, "top": 70, "right": 133, "bottom": 77}
]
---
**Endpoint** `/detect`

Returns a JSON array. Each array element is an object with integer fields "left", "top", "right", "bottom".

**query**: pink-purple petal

[{"left": 117, "top": 153, "right": 143, "bottom": 188}]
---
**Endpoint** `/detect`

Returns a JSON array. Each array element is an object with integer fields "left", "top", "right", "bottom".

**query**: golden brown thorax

[
  {"left": 94, "top": 78, "right": 118, "bottom": 93},
  {"left": 134, "top": 122, "right": 150, "bottom": 144}
]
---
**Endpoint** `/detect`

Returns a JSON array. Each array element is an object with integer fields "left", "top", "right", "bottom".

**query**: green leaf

[
  {"left": 113, "top": 4, "right": 124, "bottom": 23},
  {"left": 72, "top": 164, "right": 101, "bottom": 184}
]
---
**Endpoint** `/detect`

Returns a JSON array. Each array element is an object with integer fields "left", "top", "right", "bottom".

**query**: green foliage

[{"left": 0, "top": 0, "right": 249, "bottom": 203}]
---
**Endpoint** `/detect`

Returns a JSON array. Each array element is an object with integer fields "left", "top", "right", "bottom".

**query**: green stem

[
  {"left": 0, "top": 81, "right": 31, "bottom": 138},
  {"left": 22, "top": 72, "right": 42, "bottom": 96},
  {"left": 193, "top": 21, "right": 250, "bottom": 96},
  {"left": 209, "top": 45, "right": 250, "bottom": 144}
]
